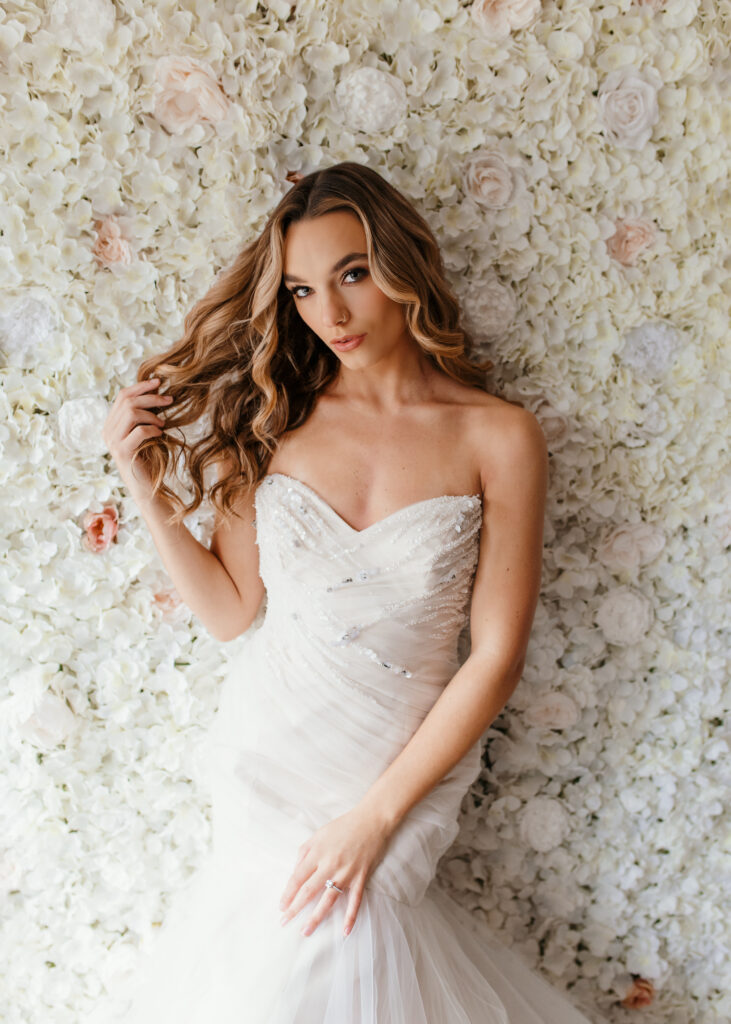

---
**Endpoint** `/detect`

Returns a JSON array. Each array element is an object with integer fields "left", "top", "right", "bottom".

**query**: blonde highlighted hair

[{"left": 136, "top": 160, "right": 494, "bottom": 525}]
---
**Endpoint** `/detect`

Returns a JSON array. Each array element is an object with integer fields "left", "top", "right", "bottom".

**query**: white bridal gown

[{"left": 93, "top": 472, "right": 600, "bottom": 1024}]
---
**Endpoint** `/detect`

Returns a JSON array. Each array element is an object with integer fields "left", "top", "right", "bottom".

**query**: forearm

[
  {"left": 131, "top": 484, "right": 246, "bottom": 642},
  {"left": 359, "top": 649, "right": 523, "bottom": 832}
]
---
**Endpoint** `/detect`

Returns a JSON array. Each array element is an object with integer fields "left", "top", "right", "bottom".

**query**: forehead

[{"left": 283, "top": 210, "right": 366, "bottom": 271}]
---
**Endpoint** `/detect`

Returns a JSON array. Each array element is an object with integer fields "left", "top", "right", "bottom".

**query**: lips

[
  {"left": 332, "top": 334, "right": 362, "bottom": 344},
  {"left": 331, "top": 333, "right": 366, "bottom": 351}
]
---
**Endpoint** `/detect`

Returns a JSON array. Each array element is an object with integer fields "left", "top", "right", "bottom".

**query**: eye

[{"left": 288, "top": 266, "right": 368, "bottom": 300}]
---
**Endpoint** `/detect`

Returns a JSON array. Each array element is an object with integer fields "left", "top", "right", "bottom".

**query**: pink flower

[
  {"left": 621, "top": 977, "right": 656, "bottom": 1008},
  {"left": 470, "top": 0, "right": 542, "bottom": 40},
  {"left": 606, "top": 217, "right": 657, "bottom": 265},
  {"left": 153, "top": 56, "right": 230, "bottom": 134},
  {"left": 82, "top": 505, "right": 118, "bottom": 552},
  {"left": 92, "top": 217, "right": 134, "bottom": 268},
  {"left": 153, "top": 588, "right": 182, "bottom": 615}
]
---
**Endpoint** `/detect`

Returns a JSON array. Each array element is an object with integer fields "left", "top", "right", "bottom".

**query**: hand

[
  {"left": 103, "top": 378, "right": 173, "bottom": 493},
  {"left": 279, "top": 804, "right": 393, "bottom": 939}
]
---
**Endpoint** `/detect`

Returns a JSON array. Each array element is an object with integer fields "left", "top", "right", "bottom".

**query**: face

[{"left": 282, "top": 210, "right": 411, "bottom": 361}]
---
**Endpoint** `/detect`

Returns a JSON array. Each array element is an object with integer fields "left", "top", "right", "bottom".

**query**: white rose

[
  {"left": 17, "top": 692, "right": 77, "bottom": 749},
  {"left": 519, "top": 796, "right": 570, "bottom": 852},
  {"left": 597, "top": 67, "right": 661, "bottom": 150},
  {"left": 57, "top": 396, "right": 109, "bottom": 455},
  {"left": 621, "top": 320, "right": 683, "bottom": 377},
  {"left": 524, "top": 692, "right": 580, "bottom": 729},
  {"left": 470, "top": 0, "right": 542, "bottom": 41},
  {"left": 597, "top": 523, "right": 667, "bottom": 572},
  {"left": 595, "top": 586, "right": 654, "bottom": 645},
  {"left": 533, "top": 398, "right": 570, "bottom": 451},
  {"left": 335, "top": 67, "right": 407, "bottom": 133},
  {"left": 463, "top": 151, "right": 516, "bottom": 209}
]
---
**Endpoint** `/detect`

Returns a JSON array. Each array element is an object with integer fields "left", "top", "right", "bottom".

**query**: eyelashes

[{"left": 288, "top": 266, "right": 368, "bottom": 300}]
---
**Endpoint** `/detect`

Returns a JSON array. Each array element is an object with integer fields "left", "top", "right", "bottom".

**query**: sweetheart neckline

[{"left": 259, "top": 472, "right": 482, "bottom": 536}]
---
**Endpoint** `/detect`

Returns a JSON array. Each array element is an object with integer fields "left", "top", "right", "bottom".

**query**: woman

[{"left": 98, "top": 163, "right": 598, "bottom": 1023}]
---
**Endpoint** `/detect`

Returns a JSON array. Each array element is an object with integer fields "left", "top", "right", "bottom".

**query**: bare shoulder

[{"left": 447, "top": 382, "right": 547, "bottom": 494}]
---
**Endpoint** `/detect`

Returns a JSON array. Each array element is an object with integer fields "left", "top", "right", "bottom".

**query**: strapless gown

[{"left": 90, "top": 472, "right": 601, "bottom": 1024}]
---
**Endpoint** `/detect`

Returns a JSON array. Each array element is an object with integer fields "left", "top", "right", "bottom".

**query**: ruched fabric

[{"left": 89, "top": 474, "right": 599, "bottom": 1023}]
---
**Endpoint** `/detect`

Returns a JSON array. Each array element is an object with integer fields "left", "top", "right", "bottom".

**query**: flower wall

[{"left": 1, "top": 1, "right": 728, "bottom": 1022}]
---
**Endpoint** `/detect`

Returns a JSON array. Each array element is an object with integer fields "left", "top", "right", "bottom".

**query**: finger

[
  {"left": 120, "top": 409, "right": 167, "bottom": 438},
  {"left": 300, "top": 888, "right": 342, "bottom": 937},
  {"left": 134, "top": 392, "right": 174, "bottom": 409},
  {"left": 280, "top": 854, "right": 316, "bottom": 913},
  {"left": 342, "top": 875, "right": 366, "bottom": 936},
  {"left": 280, "top": 873, "right": 326, "bottom": 924}
]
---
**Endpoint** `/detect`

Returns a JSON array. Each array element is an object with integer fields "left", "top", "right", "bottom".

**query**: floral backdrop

[{"left": 1, "top": 0, "right": 728, "bottom": 1022}]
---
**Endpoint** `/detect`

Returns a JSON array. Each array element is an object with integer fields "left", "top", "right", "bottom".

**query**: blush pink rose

[
  {"left": 470, "top": 0, "right": 542, "bottom": 40},
  {"left": 82, "top": 505, "right": 118, "bottom": 552},
  {"left": 153, "top": 588, "right": 181, "bottom": 615},
  {"left": 621, "top": 977, "right": 655, "bottom": 1008},
  {"left": 153, "top": 56, "right": 230, "bottom": 134},
  {"left": 606, "top": 217, "right": 657, "bottom": 265},
  {"left": 92, "top": 217, "right": 133, "bottom": 268}
]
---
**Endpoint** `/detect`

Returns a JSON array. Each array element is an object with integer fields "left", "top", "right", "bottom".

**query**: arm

[
  {"left": 357, "top": 406, "right": 549, "bottom": 831},
  {"left": 104, "top": 379, "right": 264, "bottom": 642}
]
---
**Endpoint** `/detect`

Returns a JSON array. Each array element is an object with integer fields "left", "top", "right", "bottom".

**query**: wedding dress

[{"left": 91, "top": 472, "right": 601, "bottom": 1024}]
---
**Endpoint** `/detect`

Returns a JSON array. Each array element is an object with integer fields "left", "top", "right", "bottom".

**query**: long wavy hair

[{"left": 135, "top": 160, "right": 495, "bottom": 525}]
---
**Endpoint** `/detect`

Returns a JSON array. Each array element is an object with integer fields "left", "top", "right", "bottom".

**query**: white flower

[
  {"left": 462, "top": 270, "right": 517, "bottom": 340},
  {"left": 335, "top": 67, "right": 407, "bottom": 133},
  {"left": 0, "top": 293, "right": 57, "bottom": 369},
  {"left": 533, "top": 399, "right": 570, "bottom": 451},
  {"left": 520, "top": 796, "right": 570, "bottom": 852},
  {"left": 463, "top": 151, "right": 516, "bottom": 209},
  {"left": 597, "top": 523, "right": 667, "bottom": 572},
  {"left": 621, "top": 320, "right": 684, "bottom": 377},
  {"left": 597, "top": 67, "right": 661, "bottom": 150},
  {"left": 57, "top": 396, "right": 109, "bottom": 455},
  {"left": 523, "top": 692, "right": 580, "bottom": 729},
  {"left": 595, "top": 586, "right": 654, "bottom": 645},
  {"left": 17, "top": 691, "right": 77, "bottom": 749},
  {"left": 470, "top": 0, "right": 542, "bottom": 41},
  {"left": 46, "top": 0, "right": 116, "bottom": 53}
]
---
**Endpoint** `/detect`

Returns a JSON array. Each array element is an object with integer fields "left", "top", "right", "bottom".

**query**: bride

[{"left": 98, "top": 162, "right": 598, "bottom": 1023}]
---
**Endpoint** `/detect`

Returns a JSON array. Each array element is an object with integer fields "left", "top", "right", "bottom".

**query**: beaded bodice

[
  {"left": 254, "top": 473, "right": 483, "bottom": 712},
  {"left": 209, "top": 472, "right": 486, "bottom": 907}
]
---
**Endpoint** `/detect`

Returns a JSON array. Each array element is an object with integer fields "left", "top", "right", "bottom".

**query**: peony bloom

[
  {"left": 153, "top": 56, "right": 231, "bottom": 134},
  {"left": 82, "top": 505, "right": 119, "bottom": 552},
  {"left": 519, "top": 796, "right": 570, "bottom": 852},
  {"left": 470, "top": 0, "right": 542, "bottom": 40},
  {"left": 92, "top": 216, "right": 134, "bottom": 268},
  {"left": 595, "top": 586, "right": 654, "bottom": 645},
  {"left": 622, "top": 977, "right": 656, "bottom": 1008},
  {"left": 57, "top": 396, "right": 109, "bottom": 454},
  {"left": 335, "top": 67, "right": 407, "bottom": 133},
  {"left": 606, "top": 217, "right": 657, "bottom": 266}
]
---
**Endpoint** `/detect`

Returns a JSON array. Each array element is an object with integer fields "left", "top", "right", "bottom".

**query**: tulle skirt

[{"left": 89, "top": 847, "right": 600, "bottom": 1024}]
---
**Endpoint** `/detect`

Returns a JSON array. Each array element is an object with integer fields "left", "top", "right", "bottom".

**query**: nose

[{"left": 320, "top": 288, "right": 349, "bottom": 329}]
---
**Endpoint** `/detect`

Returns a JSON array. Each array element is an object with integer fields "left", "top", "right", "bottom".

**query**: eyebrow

[{"left": 283, "top": 251, "right": 368, "bottom": 285}]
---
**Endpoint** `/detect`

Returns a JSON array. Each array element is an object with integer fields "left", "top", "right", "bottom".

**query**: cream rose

[
  {"left": 463, "top": 151, "right": 515, "bottom": 209},
  {"left": 153, "top": 56, "right": 231, "bottom": 135},
  {"left": 595, "top": 586, "right": 654, "bottom": 645},
  {"left": 57, "top": 396, "right": 109, "bottom": 455},
  {"left": 597, "top": 67, "right": 661, "bottom": 150},
  {"left": 597, "top": 522, "right": 666, "bottom": 572},
  {"left": 470, "top": 0, "right": 542, "bottom": 40}
]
